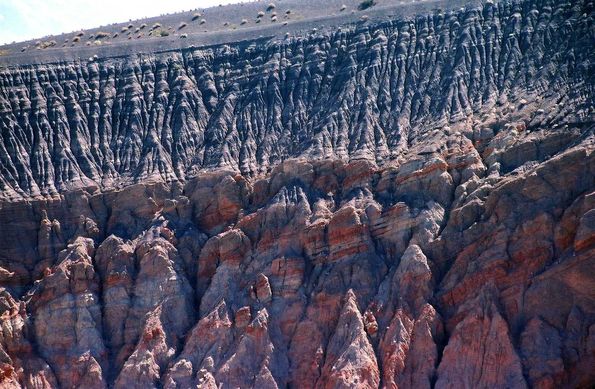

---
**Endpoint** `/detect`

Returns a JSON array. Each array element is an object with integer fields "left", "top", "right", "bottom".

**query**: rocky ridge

[{"left": 0, "top": 0, "right": 593, "bottom": 388}]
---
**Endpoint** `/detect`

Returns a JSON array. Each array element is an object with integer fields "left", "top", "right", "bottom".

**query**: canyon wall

[{"left": 0, "top": 0, "right": 593, "bottom": 387}]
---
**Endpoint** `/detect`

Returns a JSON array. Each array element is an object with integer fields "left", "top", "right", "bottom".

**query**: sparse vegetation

[
  {"left": 37, "top": 40, "right": 57, "bottom": 49},
  {"left": 358, "top": 0, "right": 376, "bottom": 11},
  {"left": 155, "top": 29, "right": 169, "bottom": 37}
]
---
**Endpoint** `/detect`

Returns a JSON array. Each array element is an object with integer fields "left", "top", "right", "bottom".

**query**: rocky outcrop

[{"left": 0, "top": 0, "right": 593, "bottom": 387}]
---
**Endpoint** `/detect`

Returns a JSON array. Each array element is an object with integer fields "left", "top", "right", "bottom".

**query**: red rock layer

[{"left": 0, "top": 128, "right": 592, "bottom": 388}]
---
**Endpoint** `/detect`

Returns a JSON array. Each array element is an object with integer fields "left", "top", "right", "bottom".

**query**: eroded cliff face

[{"left": 0, "top": 0, "right": 593, "bottom": 388}]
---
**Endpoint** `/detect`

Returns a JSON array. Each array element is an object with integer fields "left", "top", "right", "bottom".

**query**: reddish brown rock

[
  {"left": 255, "top": 273, "right": 272, "bottom": 303},
  {"left": 435, "top": 287, "right": 527, "bottom": 388},
  {"left": 318, "top": 290, "right": 380, "bottom": 389}
]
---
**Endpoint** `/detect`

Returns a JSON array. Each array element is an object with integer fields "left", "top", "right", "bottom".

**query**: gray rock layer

[{"left": 0, "top": 0, "right": 592, "bottom": 199}]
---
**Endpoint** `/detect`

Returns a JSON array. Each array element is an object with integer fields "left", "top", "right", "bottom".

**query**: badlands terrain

[{"left": 0, "top": 0, "right": 593, "bottom": 387}]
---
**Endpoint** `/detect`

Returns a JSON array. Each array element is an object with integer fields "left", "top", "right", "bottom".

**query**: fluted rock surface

[{"left": 0, "top": 0, "right": 594, "bottom": 388}]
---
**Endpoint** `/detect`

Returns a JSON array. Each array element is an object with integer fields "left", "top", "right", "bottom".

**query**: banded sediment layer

[{"left": 0, "top": 0, "right": 593, "bottom": 387}]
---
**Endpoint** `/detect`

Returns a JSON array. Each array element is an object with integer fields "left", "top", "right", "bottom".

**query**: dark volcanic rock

[{"left": 0, "top": 0, "right": 593, "bottom": 388}]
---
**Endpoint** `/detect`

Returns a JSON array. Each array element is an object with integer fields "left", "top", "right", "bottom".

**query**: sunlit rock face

[{"left": 0, "top": 0, "right": 593, "bottom": 387}]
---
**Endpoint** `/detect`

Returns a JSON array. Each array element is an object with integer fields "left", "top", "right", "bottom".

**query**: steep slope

[{"left": 0, "top": 0, "right": 593, "bottom": 388}]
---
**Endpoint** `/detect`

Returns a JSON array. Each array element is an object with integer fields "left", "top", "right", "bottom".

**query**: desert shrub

[
  {"left": 267, "top": 3, "right": 276, "bottom": 11},
  {"left": 340, "top": 4, "right": 347, "bottom": 11},
  {"left": 151, "top": 28, "right": 169, "bottom": 37},
  {"left": 257, "top": 11, "right": 265, "bottom": 18},
  {"left": 95, "top": 31, "right": 109, "bottom": 39},
  {"left": 200, "top": 19, "right": 206, "bottom": 25},
  {"left": 271, "top": 16, "right": 277, "bottom": 22},
  {"left": 73, "top": 36, "right": 80, "bottom": 42},
  {"left": 192, "top": 13, "right": 201, "bottom": 21},
  {"left": 76, "top": 31, "right": 84, "bottom": 37},
  {"left": 240, "top": 19, "right": 248, "bottom": 25},
  {"left": 360, "top": 15, "right": 369, "bottom": 21},
  {"left": 358, "top": 0, "right": 376, "bottom": 10},
  {"left": 180, "top": 33, "right": 188, "bottom": 38},
  {"left": 113, "top": 33, "right": 118, "bottom": 38},
  {"left": 140, "top": 23, "right": 146, "bottom": 29},
  {"left": 128, "top": 23, "right": 134, "bottom": 29},
  {"left": 121, "top": 27, "right": 128, "bottom": 32},
  {"left": 179, "top": 22, "right": 187, "bottom": 29},
  {"left": 152, "top": 23, "right": 161, "bottom": 30},
  {"left": 285, "top": 9, "right": 291, "bottom": 14}
]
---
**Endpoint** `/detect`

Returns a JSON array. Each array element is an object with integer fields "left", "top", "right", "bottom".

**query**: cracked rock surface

[{"left": 0, "top": 0, "right": 593, "bottom": 388}]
